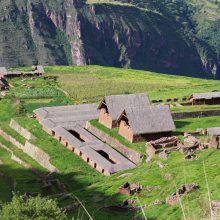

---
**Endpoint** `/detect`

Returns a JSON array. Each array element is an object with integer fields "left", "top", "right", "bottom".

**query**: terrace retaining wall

[
  {"left": 10, "top": 119, "right": 36, "bottom": 140},
  {"left": 0, "top": 142, "right": 31, "bottom": 169},
  {"left": 0, "top": 128, "right": 58, "bottom": 172},
  {"left": 172, "top": 109, "right": 220, "bottom": 120},
  {"left": 86, "top": 122, "right": 141, "bottom": 164}
]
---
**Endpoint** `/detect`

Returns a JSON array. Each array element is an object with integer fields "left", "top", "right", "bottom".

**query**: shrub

[{"left": 0, "top": 194, "right": 67, "bottom": 220}]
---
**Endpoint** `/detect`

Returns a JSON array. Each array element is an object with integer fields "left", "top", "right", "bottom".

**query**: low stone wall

[
  {"left": 0, "top": 129, "right": 24, "bottom": 150},
  {"left": 86, "top": 122, "right": 141, "bottom": 164},
  {"left": 172, "top": 109, "right": 220, "bottom": 120},
  {"left": 10, "top": 119, "right": 36, "bottom": 140},
  {"left": 24, "top": 142, "right": 58, "bottom": 173},
  {"left": 11, "top": 154, "right": 32, "bottom": 169},
  {"left": 0, "top": 128, "right": 58, "bottom": 173},
  {"left": 0, "top": 142, "right": 31, "bottom": 169}
]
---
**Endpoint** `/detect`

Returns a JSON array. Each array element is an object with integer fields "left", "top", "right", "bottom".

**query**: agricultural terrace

[{"left": 0, "top": 65, "right": 220, "bottom": 219}]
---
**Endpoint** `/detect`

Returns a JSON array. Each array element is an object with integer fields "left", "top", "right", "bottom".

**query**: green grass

[
  {"left": 2, "top": 65, "right": 220, "bottom": 219},
  {"left": 42, "top": 65, "right": 220, "bottom": 103},
  {"left": 0, "top": 147, "right": 42, "bottom": 202},
  {"left": 171, "top": 104, "right": 220, "bottom": 112},
  {"left": 6, "top": 103, "right": 220, "bottom": 219}
]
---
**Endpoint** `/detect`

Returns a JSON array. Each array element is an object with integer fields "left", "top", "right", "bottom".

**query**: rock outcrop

[{"left": 0, "top": 0, "right": 219, "bottom": 78}]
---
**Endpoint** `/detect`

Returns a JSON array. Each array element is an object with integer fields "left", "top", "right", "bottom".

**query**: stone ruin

[
  {"left": 211, "top": 200, "right": 220, "bottom": 217},
  {"left": 146, "top": 136, "right": 179, "bottom": 157},
  {"left": 166, "top": 183, "right": 199, "bottom": 205},
  {"left": 119, "top": 182, "right": 143, "bottom": 195},
  {"left": 104, "top": 199, "right": 147, "bottom": 212},
  {"left": 146, "top": 130, "right": 219, "bottom": 160}
]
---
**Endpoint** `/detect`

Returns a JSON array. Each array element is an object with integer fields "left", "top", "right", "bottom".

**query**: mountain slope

[{"left": 0, "top": 0, "right": 219, "bottom": 78}]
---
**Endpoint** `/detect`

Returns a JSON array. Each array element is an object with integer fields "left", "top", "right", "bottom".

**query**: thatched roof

[
  {"left": 191, "top": 92, "right": 220, "bottom": 100},
  {"left": 98, "top": 93, "right": 150, "bottom": 120},
  {"left": 207, "top": 127, "right": 220, "bottom": 136},
  {"left": 118, "top": 105, "right": 176, "bottom": 135},
  {"left": 0, "top": 67, "right": 7, "bottom": 77}
]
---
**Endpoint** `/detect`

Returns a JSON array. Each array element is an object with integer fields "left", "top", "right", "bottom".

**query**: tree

[{"left": 0, "top": 194, "right": 67, "bottom": 220}]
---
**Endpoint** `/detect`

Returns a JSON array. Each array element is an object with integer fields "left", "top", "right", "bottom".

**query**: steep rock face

[
  {"left": 79, "top": 4, "right": 210, "bottom": 77},
  {"left": 0, "top": 0, "right": 219, "bottom": 78}
]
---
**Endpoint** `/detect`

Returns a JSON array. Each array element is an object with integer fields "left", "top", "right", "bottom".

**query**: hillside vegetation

[
  {"left": 45, "top": 65, "right": 220, "bottom": 102},
  {"left": 0, "top": 66, "right": 220, "bottom": 220},
  {"left": 0, "top": 0, "right": 220, "bottom": 78},
  {"left": 1, "top": 66, "right": 220, "bottom": 219}
]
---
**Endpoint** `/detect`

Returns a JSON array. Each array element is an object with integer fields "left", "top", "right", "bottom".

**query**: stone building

[
  {"left": 34, "top": 104, "right": 136, "bottom": 175},
  {"left": 98, "top": 93, "right": 150, "bottom": 129},
  {"left": 117, "top": 105, "right": 176, "bottom": 143},
  {"left": 190, "top": 92, "right": 220, "bottom": 105}
]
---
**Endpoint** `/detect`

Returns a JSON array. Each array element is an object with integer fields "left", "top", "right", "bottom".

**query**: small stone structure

[
  {"left": 211, "top": 201, "right": 220, "bottom": 216},
  {"left": 117, "top": 105, "right": 176, "bottom": 143},
  {"left": 166, "top": 183, "right": 199, "bottom": 205},
  {"left": 0, "top": 65, "right": 45, "bottom": 79},
  {"left": 34, "top": 104, "right": 136, "bottom": 175},
  {"left": 146, "top": 136, "right": 179, "bottom": 157},
  {"left": 119, "top": 182, "right": 142, "bottom": 195},
  {"left": 98, "top": 93, "right": 150, "bottom": 129},
  {"left": 172, "top": 109, "right": 220, "bottom": 120},
  {"left": 189, "top": 92, "right": 220, "bottom": 105},
  {"left": 207, "top": 127, "right": 220, "bottom": 136}
]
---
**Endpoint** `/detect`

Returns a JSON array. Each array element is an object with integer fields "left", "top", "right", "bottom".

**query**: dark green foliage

[{"left": 0, "top": 194, "right": 67, "bottom": 220}]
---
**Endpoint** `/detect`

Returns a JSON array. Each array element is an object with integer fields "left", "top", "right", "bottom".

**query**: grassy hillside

[
  {"left": 44, "top": 65, "right": 220, "bottom": 102},
  {"left": 1, "top": 66, "right": 220, "bottom": 219}
]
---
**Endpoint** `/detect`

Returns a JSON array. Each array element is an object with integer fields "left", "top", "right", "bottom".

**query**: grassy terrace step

[
  {"left": 0, "top": 136, "right": 46, "bottom": 174},
  {"left": 171, "top": 104, "right": 220, "bottom": 112},
  {"left": 12, "top": 66, "right": 220, "bottom": 103},
  {"left": 53, "top": 66, "right": 220, "bottom": 101},
  {"left": 0, "top": 147, "right": 42, "bottom": 202}
]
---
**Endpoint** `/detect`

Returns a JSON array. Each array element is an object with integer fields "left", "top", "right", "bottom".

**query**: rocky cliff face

[{"left": 0, "top": 0, "right": 219, "bottom": 78}]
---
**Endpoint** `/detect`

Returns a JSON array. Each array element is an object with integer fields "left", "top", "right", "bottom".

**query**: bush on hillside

[{"left": 0, "top": 194, "right": 67, "bottom": 220}]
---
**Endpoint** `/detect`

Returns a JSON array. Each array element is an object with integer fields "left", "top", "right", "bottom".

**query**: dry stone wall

[
  {"left": 0, "top": 128, "right": 58, "bottom": 173},
  {"left": 10, "top": 119, "right": 36, "bottom": 140},
  {"left": 86, "top": 122, "right": 141, "bottom": 164},
  {"left": 0, "top": 142, "right": 31, "bottom": 169},
  {"left": 172, "top": 109, "right": 220, "bottom": 120}
]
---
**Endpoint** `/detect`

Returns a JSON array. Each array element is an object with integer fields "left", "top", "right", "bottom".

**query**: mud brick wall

[
  {"left": 10, "top": 119, "right": 36, "bottom": 140},
  {"left": 86, "top": 122, "right": 141, "bottom": 164},
  {"left": 172, "top": 110, "right": 220, "bottom": 120}
]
